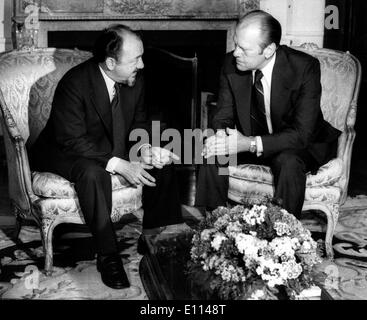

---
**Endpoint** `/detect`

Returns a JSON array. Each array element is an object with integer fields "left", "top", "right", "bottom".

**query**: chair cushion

[
  {"left": 228, "top": 158, "right": 343, "bottom": 188},
  {"left": 35, "top": 187, "right": 142, "bottom": 223},
  {"left": 32, "top": 171, "right": 132, "bottom": 199}
]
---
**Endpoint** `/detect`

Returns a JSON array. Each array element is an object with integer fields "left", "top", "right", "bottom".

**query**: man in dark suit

[
  {"left": 196, "top": 10, "right": 340, "bottom": 218},
  {"left": 30, "top": 25, "right": 183, "bottom": 289}
]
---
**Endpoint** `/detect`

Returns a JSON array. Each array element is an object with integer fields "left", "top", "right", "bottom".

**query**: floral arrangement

[{"left": 187, "top": 200, "right": 322, "bottom": 300}]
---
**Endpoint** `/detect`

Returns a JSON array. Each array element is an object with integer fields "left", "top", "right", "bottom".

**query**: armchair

[
  {"left": 0, "top": 48, "right": 142, "bottom": 274},
  {"left": 203, "top": 44, "right": 362, "bottom": 259}
]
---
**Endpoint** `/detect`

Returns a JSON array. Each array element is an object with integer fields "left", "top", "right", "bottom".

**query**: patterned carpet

[
  {"left": 0, "top": 203, "right": 367, "bottom": 300},
  {"left": 0, "top": 210, "right": 148, "bottom": 300},
  {"left": 313, "top": 207, "right": 367, "bottom": 300}
]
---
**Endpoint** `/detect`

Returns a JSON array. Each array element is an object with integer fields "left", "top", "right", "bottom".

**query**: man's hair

[
  {"left": 238, "top": 10, "right": 282, "bottom": 50},
  {"left": 93, "top": 24, "right": 142, "bottom": 63}
]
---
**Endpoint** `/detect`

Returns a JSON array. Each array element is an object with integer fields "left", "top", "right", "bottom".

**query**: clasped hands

[
  {"left": 202, "top": 128, "right": 251, "bottom": 158},
  {"left": 114, "top": 145, "right": 179, "bottom": 187}
]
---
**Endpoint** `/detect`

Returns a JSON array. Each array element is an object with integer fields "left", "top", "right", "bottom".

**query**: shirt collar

[
  {"left": 98, "top": 65, "right": 116, "bottom": 98},
  {"left": 253, "top": 51, "right": 277, "bottom": 83}
]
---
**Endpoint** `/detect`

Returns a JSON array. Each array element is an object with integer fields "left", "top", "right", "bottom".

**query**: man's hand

[
  {"left": 202, "top": 128, "right": 251, "bottom": 158},
  {"left": 140, "top": 145, "right": 153, "bottom": 167},
  {"left": 114, "top": 158, "right": 156, "bottom": 187},
  {"left": 140, "top": 145, "right": 180, "bottom": 169}
]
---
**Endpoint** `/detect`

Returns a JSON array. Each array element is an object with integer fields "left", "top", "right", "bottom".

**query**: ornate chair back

[{"left": 0, "top": 48, "right": 92, "bottom": 217}]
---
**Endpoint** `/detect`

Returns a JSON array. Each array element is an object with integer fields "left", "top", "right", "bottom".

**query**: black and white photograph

[{"left": 0, "top": 0, "right": 366, "bottom": 309}]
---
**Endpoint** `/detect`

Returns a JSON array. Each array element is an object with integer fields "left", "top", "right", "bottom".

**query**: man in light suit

[
  {"left": 196, "top": 10, "right": 340, "bottom": 217},
  {"left": 30, "top": 25, "right": 183, "bottom": 289}
]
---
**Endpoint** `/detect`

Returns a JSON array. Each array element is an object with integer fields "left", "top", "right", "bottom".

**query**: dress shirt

[{"left": 252, "top": 52, "right": 276, "bottom": 156}]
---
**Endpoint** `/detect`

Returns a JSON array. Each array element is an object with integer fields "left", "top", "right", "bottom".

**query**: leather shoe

[{"left": 97, "top": 254, "right": 130, "bottom": 289}]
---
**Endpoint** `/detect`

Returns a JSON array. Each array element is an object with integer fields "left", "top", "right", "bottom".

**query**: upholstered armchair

[
  {"left": 203, "top": 44, "right": 361, "bottom": 259},
  {"left": 0, "top": 48, "right": 142, "bottom": 274}
]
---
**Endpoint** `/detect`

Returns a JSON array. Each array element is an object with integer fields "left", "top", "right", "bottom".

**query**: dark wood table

[
  {"left": 139, "top": 227, "right": 333, "bottom": 300},
  {"left": 139, "top": 229, "right": 194, "bottom": 300}
]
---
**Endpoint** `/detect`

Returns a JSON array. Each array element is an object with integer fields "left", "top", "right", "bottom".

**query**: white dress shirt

[
  {"left": 99, "top": 65, "right": 116, "bottom": 103},
  {"left": 252, "top": 52, "right": 276, "bottom": 156}
]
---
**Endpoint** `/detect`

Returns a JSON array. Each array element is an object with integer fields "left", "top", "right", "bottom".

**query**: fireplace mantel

[{"left": 13, "top": 0, "right": 259, "bottom": 50}]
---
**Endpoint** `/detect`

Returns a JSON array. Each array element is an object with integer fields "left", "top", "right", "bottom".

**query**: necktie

[
  {"left": 111, "top": 83, "right": 120, "bottom": 111},
  {"left": 250, "top": 70, "right": 268, "bottom": 136},
  {"left": 111, "top": 82, "right": 125, "bottom": 157}
]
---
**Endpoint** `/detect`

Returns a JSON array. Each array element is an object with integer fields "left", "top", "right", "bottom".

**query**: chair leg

[
  {"left": 41, "top": 217, "right": 57, "bottom": 275},
  {"left": 12, "top": 215, "right": 22, "bottom": 242},
  {"left": 11, "top": 202, "right": 28, "bottom": 242},
  {"left": 323, "top": 203, "right": 339, "bottom": 260}
]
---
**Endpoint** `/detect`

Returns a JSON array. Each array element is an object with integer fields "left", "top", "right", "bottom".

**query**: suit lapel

[
  {"left": 119, "top": 84, "right": 135, "bottom": 132},
  {"left": 228, "top": 71, "right": 253, "bottom": 135},
  {"left": 270, "top": 47, "right": 295, "bottom": 129},
  {"left": 88, "top": 62, "right": 113, "bottom": 140}
]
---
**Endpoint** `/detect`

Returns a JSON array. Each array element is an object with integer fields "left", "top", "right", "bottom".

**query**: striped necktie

[
  {"left": 250, "top": 70, "right": 268, "bottom": 136},
  {"left": 111, "top": 83, "right": 120, "bottom": 110}
]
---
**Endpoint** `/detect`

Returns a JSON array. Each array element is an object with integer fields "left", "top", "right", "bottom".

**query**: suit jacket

[
  {"left": 30, "top": 58, "right": 148, "bottom": 178},
  {"left": 211, "top": 45, "right": 341, "bottom": 166}
]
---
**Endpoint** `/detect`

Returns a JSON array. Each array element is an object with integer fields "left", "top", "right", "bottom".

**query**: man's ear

[
  {"left": 264, "top": 43, "right": 277, "bottom": 59},
  {"left": 105, "top": 57, "right": 116, "bottom": 71}
]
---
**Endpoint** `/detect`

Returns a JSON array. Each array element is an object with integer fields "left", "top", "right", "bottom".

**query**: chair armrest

[
  {"left": 0, "top": 103, "right": 23, "bottom": 141},
  {"left": 0, "top": 99, "right": 39, "bottom": 218},
  {"left": 336, "top": 127, "right": 356, "bottom": 204}
]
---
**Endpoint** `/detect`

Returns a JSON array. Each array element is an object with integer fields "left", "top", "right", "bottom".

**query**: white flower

[
  {"left": 235, "top": 234, "right": 256, "bottom": 255},
  {"left": 269, "top": 237, "right": 297, "bottom": 258},
  {"left": 281, "top": 260, "right": 303, "bottom": 279},
  {"left": 274, "top": 221, "right": 291, "bottom": 236},
  {"left": 236, "top": 234, "right": 268, "bottom": 266},
  {"left": 225, "top": 221, "right": 243, "bottom": 238},
  {"left": 214, "top": 215, "right": 230, "bottom": 230},
  {"left": 291, "top": 237, "right": 300, "bottom": 248},
  {"left": 211, "top": 233, "right": 227, "bottom": 251},
  {"left": 216, "top": 261, "right": 245, "bottom": 283},
  {"left": 200, "top": 228, "right": 216, "bottom": 241},
  {"left": 200, "top": 252, "right": 208, "bottom": 259},
  {"left": 248, "top": 289, "right": 265, "bottom": 300},
  {"left": 267, "top": 277, "right": 284, "bottom": 288},
  {"left": 302, "top": 241, "right": 311, "bottom": 251},
  {"left": 256, "top": 257, "right": 286, "bottom": 287},
  {"left": 243, "top": 205, "right": 266, "bottom": 226}
]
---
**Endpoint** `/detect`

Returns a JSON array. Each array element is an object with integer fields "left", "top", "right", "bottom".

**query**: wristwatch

[{"left": 249, "top": 137, "right": 257, "bottom": 154}]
